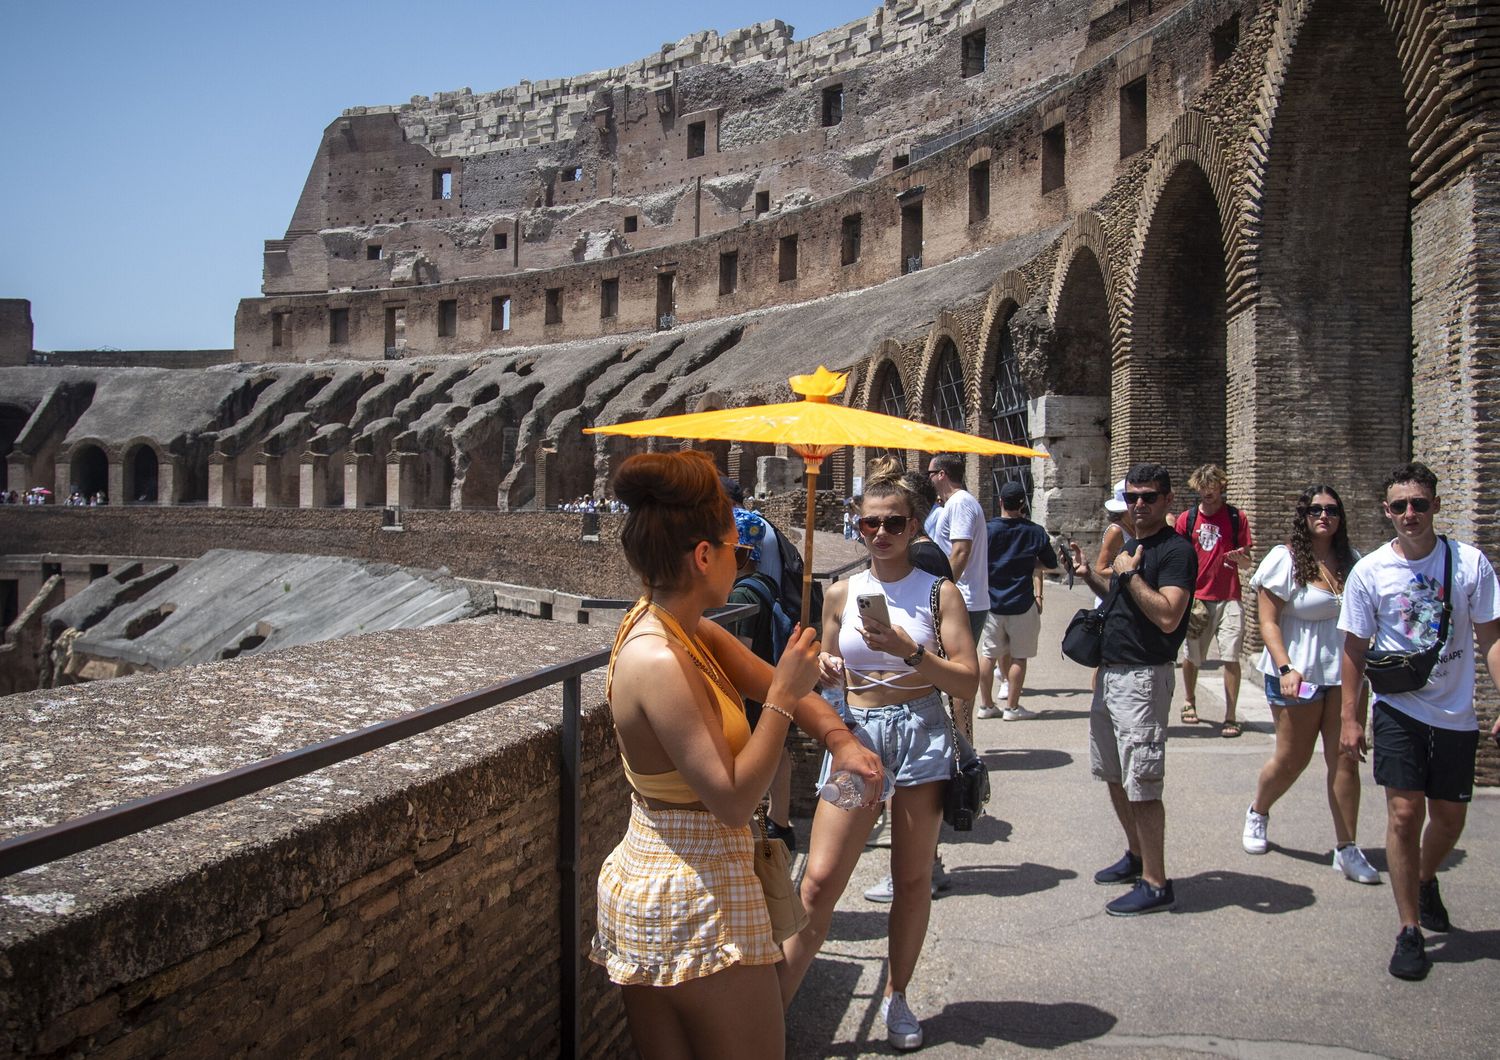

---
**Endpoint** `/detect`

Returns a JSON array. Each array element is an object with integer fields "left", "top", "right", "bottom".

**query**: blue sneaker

[
  {"left": 1105, "top": 878, "right": 1175, "bottom": 916},
  {"left": 1093, "top": 850, "right": 1142, "bottom": 886}
]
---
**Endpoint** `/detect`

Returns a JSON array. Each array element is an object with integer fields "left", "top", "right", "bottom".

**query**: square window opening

[
  {"left": 493, "top": 232, "right": 508, "bottom": 250},
  {"left": 841, "top": 213, "right": 862, "bottom": 266},
  {"left": 385, "top": 306, "right": 408, "bottom": 350},
  {"left": 687, "top": 121, "right": 706, "bottom": 159},
  {"left": 893, "top": 153, "right": 909, "bottom": 170},
  {"left": 366, "top": 245, "right": 383, "bottom": 260},
  {"left": 432, "top": 167, "right": 453, "bottom": 200},
  {"left": 719, "top": 251, "right": 739, "bottom": 295},
  {"left": 821, "top": 85, "right": 844, "bottom": 127},
  {"left": 561, "top": 166, "right": 582, "bottom": 182},
  {"left": 545, "top": 288, "right": 563, "bottom": 326},
  {"left": 271, "top": 311, "right": 287, "bottom": 348},
  {"left": 778, "top": 234, "right": 799, "bottom": 282},
  {"left": 437, "top": 299, "right": 458, "bottom": 338},
  {"left": 1042, "top": 124, "right": 1066, "bottom": 194},
  {"left": 901, "top": 203, "right": 924, "bottom": 274},
  {"left": 962, "top": 29, "right": 987, "bottom": 78},
  {"left": 754, "top": 190, "right": 770, "bottom": 216},
  {"left": 623, "top": 214, "right": 639, "bottom": 233},
  {"left": 490, "top": 296, "right": 511, "bottom": 332},
  {"left": 329, "top": 308, "right": 349, "bottom": 345},
  {"left": 600, "top": 278, "right": 619, "bottom": 319},
  {"left": 1120, "top": 77, "right": 1148, "bottom": 157},
  {"left": 1212, "top": 16, "right": 1240, "bottom": 69},
  {"left": 968, "top": 161, "right": 991, "bottom": 224}
]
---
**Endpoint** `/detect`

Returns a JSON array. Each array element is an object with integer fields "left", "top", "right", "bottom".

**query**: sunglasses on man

[
  {"left": 1386, "top": 498, "right": 1432, "bottom": 515},
  {"left": 857, "top": 515, "right": 910, "bottom": 536},
  {"left": 1122, "top": 490, "right": 1161, "bottom": 505}
]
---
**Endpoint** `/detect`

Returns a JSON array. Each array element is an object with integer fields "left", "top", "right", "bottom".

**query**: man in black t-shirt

[{"left": 1068, "top": 463, "right": 1196, "bottom": 916}]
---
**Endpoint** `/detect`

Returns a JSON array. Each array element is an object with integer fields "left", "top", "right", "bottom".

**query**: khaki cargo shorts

[
  {"left": 978, "top": 604, "right": 1041, "bottom": 660},
  {"left": 1090, "top": 663, "right": 1173, "bottom": 801},
  {"left": 1182, "top": 598, "right": 1244, "bottom": 665}
]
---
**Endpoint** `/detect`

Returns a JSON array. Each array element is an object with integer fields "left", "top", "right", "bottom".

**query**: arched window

[
  {"left": 930, "top": 341, "right": 966, "bottom": 432},
  {"left": 987, "top": 317, "right": 1033, "bottom": 503},
  {"left": 872, "top": 365, "right": 908, "bottom": 465}
]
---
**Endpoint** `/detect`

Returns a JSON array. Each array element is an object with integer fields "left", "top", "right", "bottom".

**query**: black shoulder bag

[
  {"left": 931, "top": 578, "right": 992, "bottom": 830},
  {"left": 1365, "top": 537, "right": 1452, "bottom": 695},
  {"left": 1062, "top": 574, "right": 1125, "bottom": 668}
]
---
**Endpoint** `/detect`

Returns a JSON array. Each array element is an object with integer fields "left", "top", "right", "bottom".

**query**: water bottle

[{"left": 819, "top": 770, "right": 868, "bottom": 809}]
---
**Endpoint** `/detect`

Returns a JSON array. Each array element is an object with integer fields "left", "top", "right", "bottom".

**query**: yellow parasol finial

[{"left": 788, "top": 365, "right": 848, "bottom": 404}]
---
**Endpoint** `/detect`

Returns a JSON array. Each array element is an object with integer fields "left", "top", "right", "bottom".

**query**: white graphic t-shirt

[
  {"left": 1339, "top": 538, "right": 1500, "bottom": 730},
  {"left": 930, "top": 488, "right": 988, "bottom": 612}
]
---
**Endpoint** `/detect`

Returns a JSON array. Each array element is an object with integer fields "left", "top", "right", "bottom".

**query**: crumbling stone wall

[{"left": 0, "top": 619, "right": 631, "bottom": 1058}]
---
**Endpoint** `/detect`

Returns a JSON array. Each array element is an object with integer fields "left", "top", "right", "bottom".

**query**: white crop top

[{"left": 839, "top": 568, "right": 941, "bottom": 691}]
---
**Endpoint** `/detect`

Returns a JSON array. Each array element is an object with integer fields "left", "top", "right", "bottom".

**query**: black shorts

[{"left": 1371, "top": 701, "right": 1478, "bottom": 803}]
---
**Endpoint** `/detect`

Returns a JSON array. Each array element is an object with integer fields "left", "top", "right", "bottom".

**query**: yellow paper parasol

[{"left": 586, "top": 365, "right": 1046, "bottom": 626}]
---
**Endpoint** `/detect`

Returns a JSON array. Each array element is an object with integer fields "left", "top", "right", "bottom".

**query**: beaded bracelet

[{"left": 763, "top": 702, "right": 795, "bottom": 723}]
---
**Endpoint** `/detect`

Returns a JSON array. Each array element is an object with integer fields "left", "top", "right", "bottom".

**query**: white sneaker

[
  {"left": 997, "top": 679, "right": 1011, "bottom": 700},
  {"left": 1242, "top": 806, "right": 1269, "bottom": 854},
  {"left": 1334, "top": 843, "right": 1381, "bottom": 885},
  {"left": 1002, "top": 706, "right": 1038, "bottom": 721},
  {"left": 976, "top": 705, "right": 1003, "bottom": 719},
  {"left": 881, "top": 991, "right": 923, "bottom": 1050}
]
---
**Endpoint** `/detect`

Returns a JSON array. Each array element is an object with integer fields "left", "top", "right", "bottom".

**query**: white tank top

[{"left": 839, "top": 568, "right": 941, "bottom": 691}]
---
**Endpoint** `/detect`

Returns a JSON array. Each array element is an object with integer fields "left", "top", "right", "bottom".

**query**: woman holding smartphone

[
  {"left": 1240, "top": 485, "right": 1377, "bottom": 883},
  {"left": 590, "top": 451, "right": 883, "bottom": 1059},
  {"left": 780, "top": 457, "right": 977, "bottom": 1052}
]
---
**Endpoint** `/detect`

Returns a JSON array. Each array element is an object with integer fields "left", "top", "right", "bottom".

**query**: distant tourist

[
  {"left": 1067, "top": 463, "right": 1196, "bottom": 916},
  {"left": 977, "top": 480, "right": 1057, "bottom": 721},
  {"left": 1337, "top": 462, "right": 1500, "bottom": 981},
  {"left": 924, "top": 452, "right": 988, "bottom": 737},
  {"left": 1174, "top": 464, "right": 1253, "bottom": 735},
  {"left": 1241, "top": 485, "right": 1377, "bottom": 886},
  {"left": 589, "top": 450, "right": 880, "bottom": 1058}
]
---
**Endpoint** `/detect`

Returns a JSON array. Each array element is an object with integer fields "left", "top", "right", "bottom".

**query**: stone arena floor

[{"left": 783, "top": 580, "right": 1500, "bottom": 1059}]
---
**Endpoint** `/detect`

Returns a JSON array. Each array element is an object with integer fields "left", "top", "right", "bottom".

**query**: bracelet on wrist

[
  {"left": 763, "top": 702, "right": 795, "bottom": 723},
  {"left": 823, "top": 725, "right": 853, "bottom": 748}
]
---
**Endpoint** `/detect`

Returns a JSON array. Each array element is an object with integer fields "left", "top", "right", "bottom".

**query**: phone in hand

[{"left": 856, "top": 593, "right": 892, "bottom": 630}]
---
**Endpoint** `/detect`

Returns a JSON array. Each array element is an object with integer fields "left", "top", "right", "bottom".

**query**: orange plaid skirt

[{"left": 590, "top": 797, "right": 783, "bottom": 987}]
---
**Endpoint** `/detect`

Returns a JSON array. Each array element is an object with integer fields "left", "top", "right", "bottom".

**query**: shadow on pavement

[
  {"left": 923, "top": 999, "right": 1119, "bottom": 1050},
  {"left": 947, "top": 861, "right": 1079, "bottom": 898},
  {"left": 1170, "top": 869, "right": 1316, "bottom": 915},
  {"left": 1023, "top": 686, "right": 1095, "bottom": 699},
  {"left": 786, "top": 957, "right": 868, "bottom": 1056},
  {"left": 828, "top": 908, "right": 896, "bottom": 942},
  {"left": 1276, "top": 845, "right": 1464, "bottom": 875},
  {"left": 981, "top": 748, "right": 1074, "bottom": 771},
  {"left": 1431, "top": 928, "right": 1500, "bottom": 965},
  {"left": 943, "top": 813, "right": 1013, "bottom": 845}
]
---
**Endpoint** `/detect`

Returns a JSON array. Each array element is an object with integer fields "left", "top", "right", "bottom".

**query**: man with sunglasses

[
  {"left": 1068, "top": 463, "right": 1196, "bottom": 916},
  {"left": 1338, "top": 462, "right": 1500, "bottom": 980},
  {"left": 926, "top": 453, "right": 989, "bottom": 735}
]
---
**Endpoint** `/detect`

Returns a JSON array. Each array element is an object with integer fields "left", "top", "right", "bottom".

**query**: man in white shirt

[
  {"left": 926, "top": 453, "right": 988, "bottom": 736},
  {"left": 1339, "top": 461, "right": 1500, "bottom": 981}
]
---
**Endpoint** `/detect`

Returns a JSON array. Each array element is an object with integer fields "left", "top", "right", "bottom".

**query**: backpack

[
  {"left": 735, "top": 572, "right": 794, "bottom": 663},
  {"left": 1186, "top": 504, "right": 1242, "bottom": 550},
  {"left": 764, "top": 517, "right": 824, "bottom": 629}
]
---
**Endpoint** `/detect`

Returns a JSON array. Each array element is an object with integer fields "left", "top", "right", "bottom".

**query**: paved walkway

[{"left": 784, "top": 581, "right": 1500, "bottom": 1059}]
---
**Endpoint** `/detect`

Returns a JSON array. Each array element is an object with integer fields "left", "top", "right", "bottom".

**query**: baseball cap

[
  {"left": 1104, "top": 478, "right": 1128, "bottom": 514},
  {"left": 999, "top": 481, "right": 1028, "bottom": 509}
]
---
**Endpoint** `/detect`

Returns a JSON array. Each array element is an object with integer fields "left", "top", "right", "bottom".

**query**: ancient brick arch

[
  {"left": 1120, "top": 159, "right": 1229, "bottom": 484},
  {"left": 976, "top": 273, "right": 1034, "bottom": 505},
  {"left": 861, "top": 343, "right": 911, "bottom": 471},
  {"left": 66, "top": 439, "right": 110, "bottom": 500},
  {"left": 1047, "top": 212, "right": 1119, "bottom": 349},
  {"left": 1243, "top": 0, "right": 1412, "bottom": 547}
]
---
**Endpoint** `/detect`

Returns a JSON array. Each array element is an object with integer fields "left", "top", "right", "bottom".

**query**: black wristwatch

[
  {"left": 903, "top": 645, "right": 926, "bottom": 667},
  {"left": 1278, "top": 664, "right": 1293, "bottom": 675},
  {"left": 1118, "top": 568, "right": 1136, "bottom": 582}
]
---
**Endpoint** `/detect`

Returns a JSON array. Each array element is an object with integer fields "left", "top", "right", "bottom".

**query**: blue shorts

[
  {"left": 1262, "top": 673, "right": 1334, "bottom": 707},
  {"left": 817, "top": 691, "right": 953, "bottom": 796}
]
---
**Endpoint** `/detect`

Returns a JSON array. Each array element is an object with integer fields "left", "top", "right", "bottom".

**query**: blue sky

[{"left": 0, "top": 0, "right": 874, "bottom": 352}]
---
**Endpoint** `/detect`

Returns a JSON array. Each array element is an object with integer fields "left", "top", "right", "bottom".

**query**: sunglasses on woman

[
  {"left": 857, "top": 515, "right": 910, "bottom": 536},
  {"left": 1386, "top": 498, "right": 1432, "bottom": 515},
  {"left": 1303, "top": 504, "right": 1342, "bottom": 518}
]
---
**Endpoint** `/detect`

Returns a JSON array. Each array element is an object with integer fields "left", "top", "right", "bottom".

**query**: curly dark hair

[{"left": 1288, "top": 484, "right": 1355, "bottom": 586}]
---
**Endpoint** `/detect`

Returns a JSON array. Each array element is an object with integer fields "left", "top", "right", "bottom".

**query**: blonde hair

[{"left": 1188, "top": 463, "right": 1227, "bottom": 492}]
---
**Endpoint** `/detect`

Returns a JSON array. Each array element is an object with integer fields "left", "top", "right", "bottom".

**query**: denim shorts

[
  {"left": 1262, "top": 673, "right": 1334, "bottom": 707},
  {"left": 816, "top": 690, "right": 953, "bottom": 796}
]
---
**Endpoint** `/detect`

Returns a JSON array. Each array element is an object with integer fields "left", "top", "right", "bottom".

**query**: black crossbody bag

[
  {"left": 931, "top": 578, "right": 991, "bottom": 830},
  {"left": 1365, "top": 537, "right": 1452, "bottom": 695},
  {"left": 1062, "top": 577, "right": 1125, "bottom": 668}
]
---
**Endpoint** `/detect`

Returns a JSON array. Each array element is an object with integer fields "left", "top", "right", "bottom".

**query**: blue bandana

[{"left": 733, "top": 507, "right": 768, "bottom": 564}]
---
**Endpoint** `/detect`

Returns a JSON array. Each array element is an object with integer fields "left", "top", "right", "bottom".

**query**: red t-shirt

[{"left": 1174, "top": 504, "right": 1253, "bottom": 601}]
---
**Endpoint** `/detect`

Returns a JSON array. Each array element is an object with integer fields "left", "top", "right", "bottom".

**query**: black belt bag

[{"left": 1365, "top": 537, "right": 1451, "bottom": 695}]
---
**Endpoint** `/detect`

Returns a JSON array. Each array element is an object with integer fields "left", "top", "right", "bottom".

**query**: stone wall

[
  {"left": 0, "top": 299, "right": 32, "bottom": 367},
  {"left": 0, "top": 619, "right": 631, "bottom": 1057},
  {"left": 0, "top": 507, "right": 640, "bottom": 599}
]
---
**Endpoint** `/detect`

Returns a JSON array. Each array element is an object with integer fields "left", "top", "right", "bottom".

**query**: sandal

[
  {"left": 1220, "top": 720, "right": 1242, "bottom": 739},
  {"left": 1181, "top": 704, "right": 1199, "bottom": 725}
]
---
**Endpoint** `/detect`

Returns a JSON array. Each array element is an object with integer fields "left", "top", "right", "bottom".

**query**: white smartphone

[{"left": 856, "top": 593, "right": 892, "bottom": 629}]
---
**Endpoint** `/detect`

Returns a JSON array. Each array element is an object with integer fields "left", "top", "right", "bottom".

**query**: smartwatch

[
  {"left": 1278, "top": 664, "right": 1293, "bottom": 675},
  {"left": 903, "top": 645, "right": 926, "bottom": 667}
]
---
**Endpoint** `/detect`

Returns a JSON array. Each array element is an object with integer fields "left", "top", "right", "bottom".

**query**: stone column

[
  {"left": 301, "top": 456, "right": 328, "bottom": 508},
  {"left": 252, "top": 461, "right": 270, "bottom": 508},
  {"left": 107, "top": 459, "right": 124, "bottom": 508},
  {"left": 1028, "top": 394, "right": 1109, "bottom": 551},
  {"left": 208, "top": 457, "right": 234, "bottom": 507},
  {"left": 158, "top": 461, "right": 177, "bottom": 506}
]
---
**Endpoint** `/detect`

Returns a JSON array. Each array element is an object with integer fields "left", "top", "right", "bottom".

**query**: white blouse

[{"left": 1249, "top": 544, "right": 1359, "bottom": 686}]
